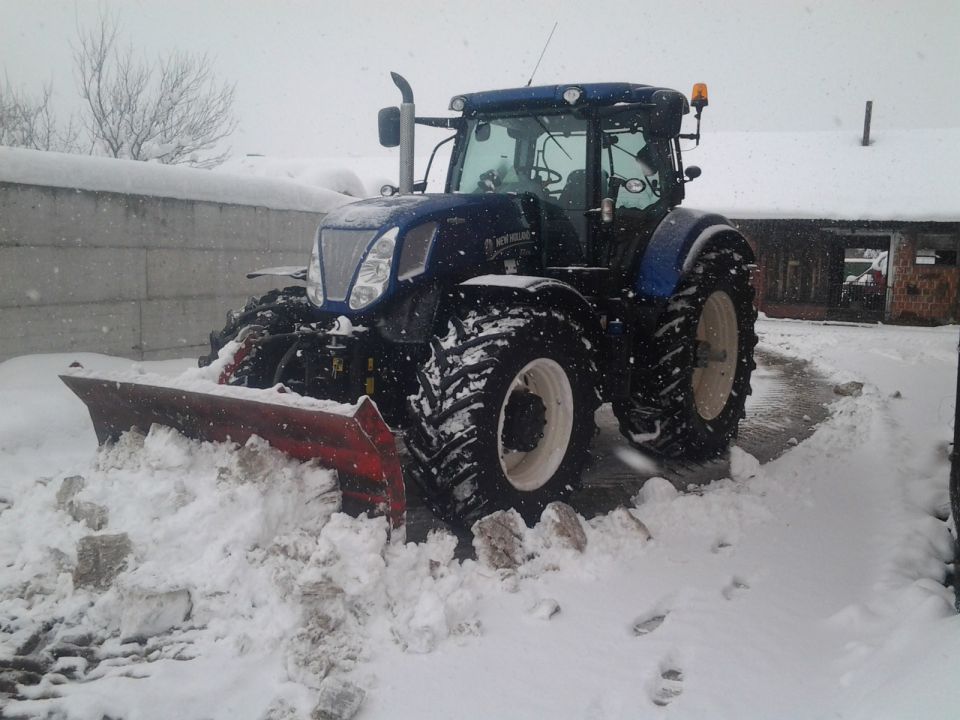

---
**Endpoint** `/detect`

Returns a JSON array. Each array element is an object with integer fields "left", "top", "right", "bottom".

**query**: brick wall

[{"left": 890, "top": 233, "right": 960, "bottom": 324}]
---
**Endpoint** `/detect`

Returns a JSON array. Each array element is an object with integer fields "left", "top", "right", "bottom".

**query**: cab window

[
  {"left": 601, "top": 116, "right": 663, "bottom": 212},
  {"left": 453, "top": 115, "right": 588, "bottom": 210}
]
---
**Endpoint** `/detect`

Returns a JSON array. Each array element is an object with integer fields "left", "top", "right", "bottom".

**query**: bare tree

[
  {"left": 0, "top": 76, "right": 80, "bottom": 152},
  {"left": 73, "top": 11, "right": 237, "bottom": 168}
]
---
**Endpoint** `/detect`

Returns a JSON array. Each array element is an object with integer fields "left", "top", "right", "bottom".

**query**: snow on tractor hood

[{"left": 320, "top": 192, "right": 526, "bottom": 233}]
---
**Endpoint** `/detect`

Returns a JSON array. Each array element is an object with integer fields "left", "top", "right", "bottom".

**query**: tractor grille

[{"left": 320, "top": 229, "right": 377, "bottom": 301}]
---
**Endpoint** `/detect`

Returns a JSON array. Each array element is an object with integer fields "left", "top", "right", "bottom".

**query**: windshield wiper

[{"left": 535, "top": 116, "right": 572, "bottom": 161}]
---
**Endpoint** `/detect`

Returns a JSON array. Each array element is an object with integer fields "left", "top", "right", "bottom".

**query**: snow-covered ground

[{"left": 1, "top": 318, "right": 957, "bottom": 719}]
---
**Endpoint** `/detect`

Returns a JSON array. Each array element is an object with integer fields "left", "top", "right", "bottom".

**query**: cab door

[{"left": 598, "top": 112, "right": 674, "bottom": 276}]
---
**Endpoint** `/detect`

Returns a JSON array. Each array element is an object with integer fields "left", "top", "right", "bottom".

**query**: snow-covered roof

[
  {"left": 0, "top": 146, "right": 352, "bottom": 214},
  {"left": 685, "top": 128, "right": 960, "bottom": 223}
]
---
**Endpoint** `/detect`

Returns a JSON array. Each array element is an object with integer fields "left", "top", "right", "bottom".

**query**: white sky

[{"left": 2, "top": 0, "right": 957, "bottom": 158}]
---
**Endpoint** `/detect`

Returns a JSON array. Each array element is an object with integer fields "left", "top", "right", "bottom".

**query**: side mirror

[
  {"left": 378, "top": 106, "right": 401, "bottom": 148},
  {"left": 684, "top": 166, "right": 702, "bottom": 181},
  {"left": 648, "top": 90, "right": 688, "bottom": 138}
]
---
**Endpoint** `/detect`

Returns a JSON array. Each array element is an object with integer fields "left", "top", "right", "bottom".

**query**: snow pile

[
  {"left": 1, "top": 425, "right": 342, "bottom": 718},
  {"left": 0, "top": 146, "right": 354, "bottom": 214}
]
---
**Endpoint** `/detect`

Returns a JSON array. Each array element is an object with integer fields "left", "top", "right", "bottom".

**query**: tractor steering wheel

[{"left": 530, "top": 166, "right": 563, "bottom": 186}]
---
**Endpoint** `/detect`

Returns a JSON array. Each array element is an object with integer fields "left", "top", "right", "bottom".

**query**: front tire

[
  {"left": 200, "top": 286, "right": 312, "bottom": 389},
  {"left": 615, "top": 246, "right": 757, "bottom": 459},
  {"left": 406, "top": 305, "right": 599, "bottom": 526}
]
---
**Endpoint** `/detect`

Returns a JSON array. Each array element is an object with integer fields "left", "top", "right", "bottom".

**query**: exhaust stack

[{"left": 391, "top": 72, "right": 415, "bottom": 194}]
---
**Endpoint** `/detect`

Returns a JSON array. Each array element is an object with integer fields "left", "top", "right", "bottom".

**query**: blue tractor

[{"left": 202, "top": 74, "right": 757, "bottom": 526}]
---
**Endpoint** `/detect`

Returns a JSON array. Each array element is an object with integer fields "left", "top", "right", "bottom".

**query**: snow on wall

[
  {"left": 218, "top": 155, "right": 385, "bottom": 199},
  {"left": 0, "top": 146, "right": 353, "bottom": 214},
  {"left": 685, "top": 128, "right": 960, "bottom": 222},
  {"left": 218, "top": 153, "right": 449, "bottom": 198}
]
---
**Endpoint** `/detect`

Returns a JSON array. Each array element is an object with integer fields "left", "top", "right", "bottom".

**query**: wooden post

[{"left": 862, "top": 101, "right": 873, "bottom": 146}]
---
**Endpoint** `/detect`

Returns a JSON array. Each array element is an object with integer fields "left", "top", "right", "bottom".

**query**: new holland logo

[{"left": 484, "top": 230, "right": 533, "bottom": 259}]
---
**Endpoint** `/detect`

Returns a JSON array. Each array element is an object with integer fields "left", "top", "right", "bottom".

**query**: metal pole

[
  {"left": 390, "top": 73, "right": 415, "bottom": 194},
  {"left": 862, "top": 101, "right": 873, "bottom": 147},
  {"left": 951, "top": 327, "right": 960, "bottom": 610}
]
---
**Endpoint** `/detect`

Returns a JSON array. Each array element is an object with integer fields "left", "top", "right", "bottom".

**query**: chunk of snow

[{"left": 636, "top": 477, "right": 679, "bottom": 504}]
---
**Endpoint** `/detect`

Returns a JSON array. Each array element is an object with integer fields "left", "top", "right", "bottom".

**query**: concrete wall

[{"left": 0, "top": 182, "right": 324, "bottom": 361}]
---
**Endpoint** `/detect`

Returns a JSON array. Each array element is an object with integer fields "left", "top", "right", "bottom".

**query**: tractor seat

[{"left": 558, "top": 169, "right": 588, "bottom": 210}]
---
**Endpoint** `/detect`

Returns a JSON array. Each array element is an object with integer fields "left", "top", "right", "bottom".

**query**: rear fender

[
  {"left": 635, "top": 208, "right": 754, "bottom": 302},
  {"left": 454, "top": 275, "right": 603, "bottom": 346}
]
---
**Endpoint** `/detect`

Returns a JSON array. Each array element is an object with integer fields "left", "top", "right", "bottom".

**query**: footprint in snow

[
  {"left": 722, "top": 576, "right": 750, "bottom": 600},
  {"left": 711, "top": 538, "right": 733, "bottom": 554},
  {"left": 651, "top": 665, "right": 684, "bottom": 707},
  {"left": 632, "top": 611, "right": 668, "bottom": 636}
]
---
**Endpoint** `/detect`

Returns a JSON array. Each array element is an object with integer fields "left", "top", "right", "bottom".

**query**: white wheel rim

[
  {"left": 497, "top": 358, "right": 574, "bottom": 492},
  {"left": 692, "top": 290, "right": 739, "bottom": 421}
]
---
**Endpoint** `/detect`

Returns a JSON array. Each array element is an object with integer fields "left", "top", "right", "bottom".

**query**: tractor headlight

[
  {"left": 449, "top": 95, "right": 467, "bottom": 112},
  {"left": 349, "top": 227, "right": 398, "bottom": 310},
  {"left": 306, "top": 239, "right": 324, "bottom": 306}
]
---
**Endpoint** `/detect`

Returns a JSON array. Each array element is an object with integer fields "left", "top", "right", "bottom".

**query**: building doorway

[{"left": 827, "top": 235, "right": 891, "bottom": 322}]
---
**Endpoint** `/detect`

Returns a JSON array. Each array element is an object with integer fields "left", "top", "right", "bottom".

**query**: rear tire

[
  {"left": 614, "top": 247, "right": 757, "bottom": 459},
  {"left": 200, "top": 286, "right": 311, "bottom": 389},
  {"left": 406, "top": 305, "right": 599, "bottom": 526}
]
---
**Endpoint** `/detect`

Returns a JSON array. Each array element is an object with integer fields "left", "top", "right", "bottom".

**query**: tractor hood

[
  {"left": 321, "top": 193, "right": 519, "bottom": 232},
  {"left": 309, "top": 193, "right": 536, "bottom": 314}
]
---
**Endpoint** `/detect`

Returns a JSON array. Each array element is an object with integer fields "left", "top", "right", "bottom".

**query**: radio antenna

[{"left": 526, "top": 22, "right": 558, "bottom": 87}]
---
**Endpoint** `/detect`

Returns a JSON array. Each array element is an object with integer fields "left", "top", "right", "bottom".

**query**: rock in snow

[
  {"left": 56, "top": 475, "right": 86, "bottom": 507},
  {"left": 68, "top": 500, "right": 109, "bottom": 531},
  {"left": 539, "top": 502, "right": 587, "bottom": 552},
  {"left": 311, "top": 676, "right": 366, "bottom": 720},
  {"left": 73, "top": 533, "right": 132, "bottom": 590},
  {"left": 604, "top": 507, "right": 653, "bottom": 541},
  {"left": 472, "top": 510, "right": 526, "bottom": 569},
  {"left": 120, "top": 588, "right": 193, "bottom": 642},
  {"left": 833, "top": 381, "right": 864, "bottom": 397}
]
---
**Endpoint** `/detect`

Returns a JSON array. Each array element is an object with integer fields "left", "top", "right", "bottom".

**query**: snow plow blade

[{"left": 59, "top": 374, "right": 405, "bottom": 537}]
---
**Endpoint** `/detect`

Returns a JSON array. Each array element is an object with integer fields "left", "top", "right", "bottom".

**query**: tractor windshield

[{"left": 452, "top": 114, "right": 588, "bottom": 209}]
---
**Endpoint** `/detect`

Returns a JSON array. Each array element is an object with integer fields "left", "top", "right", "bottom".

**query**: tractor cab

[{"left": 382, "top": 81, "right": 704, "bottom": 286}]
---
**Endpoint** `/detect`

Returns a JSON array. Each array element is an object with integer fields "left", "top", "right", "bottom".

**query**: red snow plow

[{"left": 60, "top": 374, "right": 406, "bottom": 538}]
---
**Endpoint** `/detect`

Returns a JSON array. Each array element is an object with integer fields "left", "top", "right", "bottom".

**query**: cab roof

[{"left": 454, "top": 83, "right": 687, "bottom": 115}]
